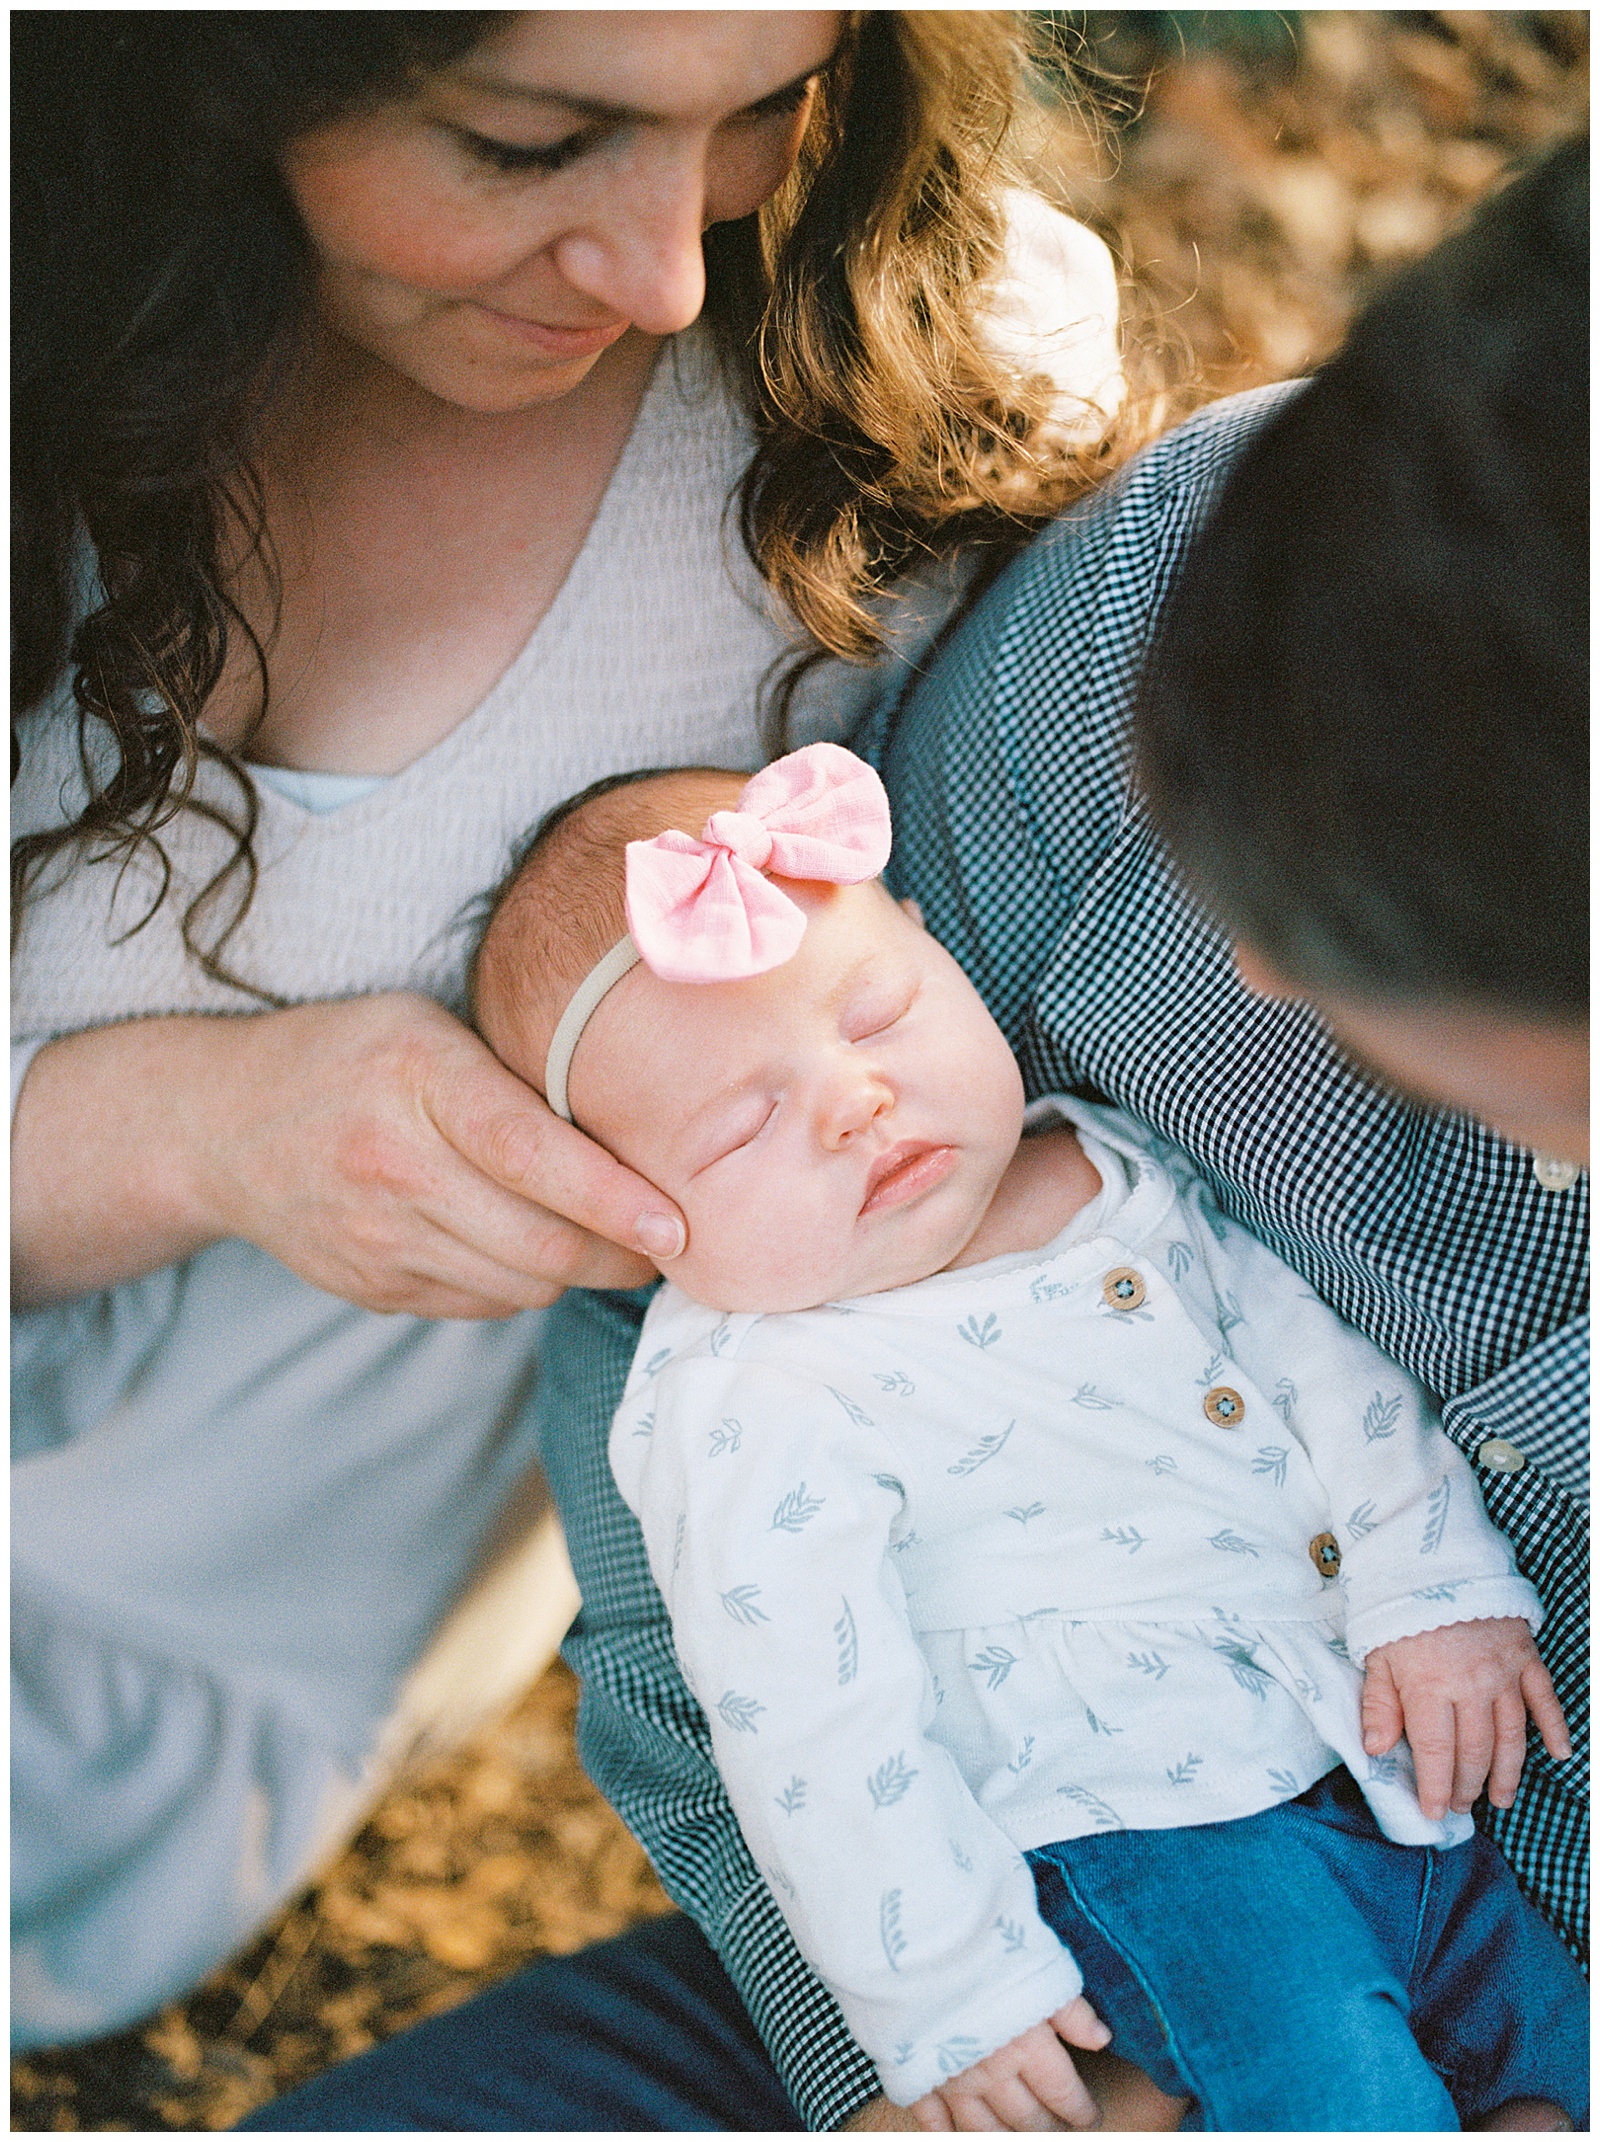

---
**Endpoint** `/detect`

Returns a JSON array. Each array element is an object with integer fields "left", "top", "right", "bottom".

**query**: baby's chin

[{"left": 654, "top": 1227, "right": 979, "bottom": 1315}]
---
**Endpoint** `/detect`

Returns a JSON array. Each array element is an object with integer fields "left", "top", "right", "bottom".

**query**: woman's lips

[
  {"left": 470, "top": 305, "right": 631, "bottom": 358},
  {"left": 860, "top": 1142, "right": 958, "bottom": 1216}
]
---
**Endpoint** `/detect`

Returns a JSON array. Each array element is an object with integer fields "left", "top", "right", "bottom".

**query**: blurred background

[{"left": 12, "top": 11, "right": 1587, "bottom": 2131}]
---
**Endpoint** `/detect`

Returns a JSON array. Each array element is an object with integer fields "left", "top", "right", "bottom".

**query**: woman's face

[{"left": 281, "top": 10, "right": 843, "bottom": 413}]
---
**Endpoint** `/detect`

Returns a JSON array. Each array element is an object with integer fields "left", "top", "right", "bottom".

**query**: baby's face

[{"left": 568, "top": 881, "right": 1025, "bottom": 1310}]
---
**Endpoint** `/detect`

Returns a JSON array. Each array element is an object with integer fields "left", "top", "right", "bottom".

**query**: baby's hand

[
  {"left": 1362, "top": 1617, "right": 1571, "bottom": 1821},
  {"left": 910, "top": 1999, "right": 1110, "bottom": 2131}
]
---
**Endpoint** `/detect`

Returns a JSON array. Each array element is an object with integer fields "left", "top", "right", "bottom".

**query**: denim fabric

[
  {"left": 234, "top": 1911, "right": 800, "bottom": 2131},
  {"left": 1026, "top": 1768, "right": 1589, "bottom": 2132}
]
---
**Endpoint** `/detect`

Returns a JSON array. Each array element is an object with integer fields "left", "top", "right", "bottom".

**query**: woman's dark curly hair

[{"left": 14, "top": 11, "right": 1125, "bottom": 985}]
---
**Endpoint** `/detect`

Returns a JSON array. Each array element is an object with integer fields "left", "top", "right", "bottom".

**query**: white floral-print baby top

[{"left": 609, "top": 1095, "right": 1542, "bottom": 2104}]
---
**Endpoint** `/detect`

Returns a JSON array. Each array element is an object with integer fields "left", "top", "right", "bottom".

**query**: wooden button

[
  {"left": 1309, "top": 1532, "right": 1342, "bottom": 1579},
  {"left": 1102, "top": 1267, "right": 1146, "bottom": 1311},
  {"left": 1203, "top": 1385, "right": 1245, "bottom": 1428}
]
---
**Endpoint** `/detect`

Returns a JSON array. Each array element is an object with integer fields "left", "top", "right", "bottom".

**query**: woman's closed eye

[{"left": 453, "top": 125, "right": 597, "bottom": 177}]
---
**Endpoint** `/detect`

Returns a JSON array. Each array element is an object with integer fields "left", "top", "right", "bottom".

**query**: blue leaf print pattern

[
  {"left": 1272, "top": 1377, "right": 1298, "bottom": 1424},
  {"left": 1006, "top": 1502, "right": 1047, "bottom": 1527},
  {"left": 949, "top": 1840, "right": 975, "bottom": 1873},
  {"left": 970, "top": 1646, "right": 1018, "bottom": 1691},
  {"left": 774, "top": 1777, "right": 807, "bottom": 1816},
  {"left": 958, "top": 1312, "right": 1002, "bottom": 1350},
  {"left": 834, "top": 1599, "right": 859, "bottom": 1686},
  {"left": 672, "top": 1513, "right": 686, "bottom": 1576},
  {"left": 631, "top": 1410, "right": 655, "bottom": 1440},
  {"left": 1420, "top": 1479, "right": 1451, "bottom": 1556},
  {"left": 1208, "top": 1528, "right": 1260, "bottom": 1557},
  {"left": 1072, "top": 1384, "right": 1118, "bottom": 1410},
  {"left": 1412, "top": 1583, "right": 1460, "bottom": 1603},
  {"left": 643, "top": 1347, "right": 673, "bottom": 1377},
  {"left": 871, "top": 1472, "right": 906, "bottom": 1497},
  {"left": 1251, "top": 1446, "right": 1289, "bottom": 1487},
  {"left": 868, "top": 1753, "right": 919, "bottom": 1809},
  {"left": 1215, "top": 1290, "right": 1245, "bottom": 1336},
  {"left": 1212, "top": 1639, "right": 1273, "bottom": 1700},
  {"left": 1363, "top": 1391, "right": 1403, "bottom": 1443},
  {"left": 938, "top": 2039, "right": 985, "bottom": 2078},
  {"left": 874, "top": 1370, "right": 916, "bottom": 1397},
  {"left": 947, "top": 1422, "right": 1015, "bottom": 1476},
  {"left": 1007, "top": 1735, "right": 1036, "bottom": 1775},
  {"left": 770, "top": 1484, "right": 824, "bottom": 1533},
  {"left": 1145, "top": 1454, "right": 1178, "bottom": 1478},
  {"left": 708, "top": 1318, "right": 733, "bottom": 1357},
  {"left": 1101, "top": 1526, "right": 1145, "bottom": 1553},
  {"left": 995, "top": 1917, "right": 1027, "bottom": 1955},
  {"left": 1029, "top": 1275, "right": 1074, "bottom": 1304},
  {"left": 1057, "top": 1783, "right": 1122, "bottom": 1829},
  {"left": 709, "top": 1419, "right": 743, "bottom": 1457},
  {"left": 1367, "top": 1753, "right": 1403, "bottom": 1785},
  {"left": 1085, "top": 1707, "right": 1123, "bottom": 1736},
  {"left": 1268, "top": 1769, "right": 1300, "bottom": 1797},
  {"left": 1167, "top": 1752, "right": 1203, "bottom": 1786},
  {"left": 1346, "top": 1500, "right": 1377, "bottom": 1540},
  {"left": 1126, "top": 1650, "right": 1170, "bottom": 1680},
  {"left": 719, "top": 1585, "right": 769, "bottom": 1627},
  {"left": 828, "top": 1385, "right": 875, "bottom": 1428},
  {"left": 717, "top": 1691, "right": 764, "bottom": 1734},
  {"left": 766, "top": 1862, "right": 796, "bottom": 1902},
  {"left": 1166, "top": 1239, "right": 1194, "bottom": 1279},
  {"left": 1196, "top": 1351, "right": 1227, "bottom": 1389}
]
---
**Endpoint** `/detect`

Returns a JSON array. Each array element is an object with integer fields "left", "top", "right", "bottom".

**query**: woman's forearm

[{"left": 11, "top": 1018, "right": 234, "bottom": 1305}]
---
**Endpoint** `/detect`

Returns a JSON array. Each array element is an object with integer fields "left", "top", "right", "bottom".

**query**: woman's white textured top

[{"left": 610, "top": 1098, "right": 1541, "bottom": 2104}]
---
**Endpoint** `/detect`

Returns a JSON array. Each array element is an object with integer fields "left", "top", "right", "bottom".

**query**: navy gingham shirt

[{"left": 538, "top": 387, "right": 1588, "bottom": 2129}]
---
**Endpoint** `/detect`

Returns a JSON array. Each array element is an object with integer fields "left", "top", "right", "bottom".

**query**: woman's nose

[
  {"left": 817, "top": 1060, "right": 893, "bottom": 1150},
  {"left": 550, "top": 145, "right": 709, "bottom": 336}
]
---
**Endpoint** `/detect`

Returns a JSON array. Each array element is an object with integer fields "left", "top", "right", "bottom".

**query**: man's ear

[
  {"left": 1232, "top": 938, "right": 1297, "bottom": 1001},
  {"left": 898, "top": 896, "right": 925, "bottom": 930}
]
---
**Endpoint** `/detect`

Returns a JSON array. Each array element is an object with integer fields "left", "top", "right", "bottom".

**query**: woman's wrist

[{"left": 11, "top": 1015, "right": 244, "bottom": 1305}]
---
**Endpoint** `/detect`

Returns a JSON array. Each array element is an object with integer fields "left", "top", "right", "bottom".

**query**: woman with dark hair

[{"left": 11, "top": 10, "right": 1125, "bottom": 2046}]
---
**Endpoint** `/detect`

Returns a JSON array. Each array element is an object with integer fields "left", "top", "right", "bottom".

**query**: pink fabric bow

[{"left": 624, "top": 743, "right": 893, "bottom": 984}]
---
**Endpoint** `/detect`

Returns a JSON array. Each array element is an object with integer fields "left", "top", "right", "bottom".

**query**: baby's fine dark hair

[{"left": 1135, "top": 136, "right": 1587, "bottom": 1020}]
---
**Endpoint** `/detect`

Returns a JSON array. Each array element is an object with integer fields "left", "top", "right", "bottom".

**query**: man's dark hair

[{"left": 1135, "top": 137, "right": 1587, "bottom": 1019}]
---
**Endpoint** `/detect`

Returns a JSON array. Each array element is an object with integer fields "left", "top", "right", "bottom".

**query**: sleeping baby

[{"left": 472, "top": 743, "right": 1584, "bottom": 2132}]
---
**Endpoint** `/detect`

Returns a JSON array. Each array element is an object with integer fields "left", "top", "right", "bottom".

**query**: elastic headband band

[{"left": 544, "top": 936, "right": 641, "bottom": 1125}]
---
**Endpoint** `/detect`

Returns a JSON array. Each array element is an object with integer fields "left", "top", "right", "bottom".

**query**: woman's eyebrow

[{"left": 449, "top": 61, "right": 823, "bottom": 128}]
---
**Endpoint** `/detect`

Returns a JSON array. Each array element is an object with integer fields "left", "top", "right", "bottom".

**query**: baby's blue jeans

[{"left": 1028, "top": 1764, "right": 1589, "bottom": 2131}]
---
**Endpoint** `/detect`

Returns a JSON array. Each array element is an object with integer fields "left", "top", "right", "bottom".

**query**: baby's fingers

[
  {"left": 1403, "top": 1695, "right": 1459, "bottom": 1820},
  {"left": 1486, "top": 1691, "right": 1530, "bottom": 1810},
  {"left": 912, "top": 2093, "right": 956, "bottom": 2131},
  {"left": 1361, "top": 1652, "right": 1404, "bottom": 1755},
  {"left": 1450, "top": 1701, "right": 1496, "bottom": 1813},
  {"left": 1520, "top": 1657, "right": 1572, "bottom": 1763}
]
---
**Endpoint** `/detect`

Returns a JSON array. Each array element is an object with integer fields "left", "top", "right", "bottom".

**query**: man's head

[
  {"left": 1136, "top": 139, "right": 1587, "bottom": 1162},
  {"left": 473, "top": 766, "right": 1025, "bottom": 1311}
]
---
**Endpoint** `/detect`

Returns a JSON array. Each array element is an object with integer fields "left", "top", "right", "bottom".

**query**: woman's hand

[{"left": 12, "top": 996, "right": 685, "bottom": 1315}]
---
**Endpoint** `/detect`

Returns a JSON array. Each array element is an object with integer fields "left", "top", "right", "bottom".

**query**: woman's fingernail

[{"left": 636, "top": 1214, "right": 686, "bottom": 1260}]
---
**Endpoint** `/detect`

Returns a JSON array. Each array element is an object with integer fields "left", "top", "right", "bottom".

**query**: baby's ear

[{"left": 898, "top": 896, "right": 925, "bottom": 930}]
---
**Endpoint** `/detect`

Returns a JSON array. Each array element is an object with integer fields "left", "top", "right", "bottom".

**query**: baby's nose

[{"left": 819, "top": 1062, "right": 892, "bottom": 1148}]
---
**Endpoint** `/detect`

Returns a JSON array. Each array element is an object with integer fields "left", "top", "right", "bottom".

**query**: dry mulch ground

[{"left": 11, "top": 13, "right": 1587, "bottom": 2131}]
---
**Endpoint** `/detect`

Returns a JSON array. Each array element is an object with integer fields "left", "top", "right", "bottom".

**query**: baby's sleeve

[
  {"left": 1173, "top": 1198, "right": 1545, "bottom": 1662},
  {"left": 612, "top": 1351, "right": 1082, "bottom": 2105}
]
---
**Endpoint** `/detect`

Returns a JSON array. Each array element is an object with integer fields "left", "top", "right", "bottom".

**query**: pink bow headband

[{"left": 543, "top": 743, "right": 893, "bottom": 1123}]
